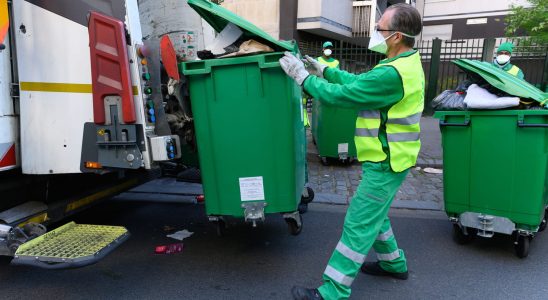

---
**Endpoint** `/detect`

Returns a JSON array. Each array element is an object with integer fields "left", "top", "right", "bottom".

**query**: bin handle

[
  {"left": 439, "top": 118, "right": 470, "bottom": 127},
  {"left": 517, "top": 119, "right": 548, "bottom": 128}
]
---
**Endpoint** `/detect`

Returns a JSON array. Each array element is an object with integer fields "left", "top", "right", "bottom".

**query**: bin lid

[
  {"left": 187, "top": 0, "right": 295, "bottom": 52},
  {"left": 452, "top": 59, "right": 548, "bottom": 105}
]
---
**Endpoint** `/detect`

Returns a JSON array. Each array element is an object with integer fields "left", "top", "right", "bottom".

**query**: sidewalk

[{"left": 306, "top": 116, "right": 444, "bottom": 210}]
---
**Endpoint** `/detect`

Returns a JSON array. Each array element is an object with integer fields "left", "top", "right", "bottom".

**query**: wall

[{"left": 221, "top": 0, "right": 281, "bottom": 39}]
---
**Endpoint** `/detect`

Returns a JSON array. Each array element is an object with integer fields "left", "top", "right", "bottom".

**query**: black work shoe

[
  {"left": 360, "top": 261, "right": 408, "bottom": 280},
  {"left": 291, "top": 286, "right": 323, "bottom": 300}
]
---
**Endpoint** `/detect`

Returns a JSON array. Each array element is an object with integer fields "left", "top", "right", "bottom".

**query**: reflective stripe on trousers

[
  {"left": 376, "top": 227, "right": 394, "bottom": 241},
  {"left": 335, "top": 241, "right": 366, "bottom": 264},
  {"left": 377, "top": 249, "right": 401, "bottom": 261},
  {"left": 324, "top": 265, "right": 355, "bottom": 287}
]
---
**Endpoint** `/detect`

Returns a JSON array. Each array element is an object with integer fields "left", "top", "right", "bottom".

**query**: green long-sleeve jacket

[
  {"left": 303, "top": 50, "right": 417, "bottom": 161},
  {"left": 492, "top": 62, "right": 525, "bottom": 79}
]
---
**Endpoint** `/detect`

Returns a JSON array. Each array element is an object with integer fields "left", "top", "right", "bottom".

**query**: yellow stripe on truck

[
  {"left": 20, "top": 82, "right": 139, "bottom": 95},
  {"left": 65, "top": 179, "right": 139, "bottom": 213},
  {"left": 17, "top": 213, "right": 49, "bottom": 227}
]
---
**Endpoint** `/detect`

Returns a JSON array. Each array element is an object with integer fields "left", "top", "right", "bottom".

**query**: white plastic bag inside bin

[{"left": 206, "top": 22, "right": 243, "bottom": 55}]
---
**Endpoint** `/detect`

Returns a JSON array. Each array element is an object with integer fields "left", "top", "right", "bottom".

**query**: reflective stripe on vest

[
  {"left": 354, "top": 51, "right": 425, "bottom": 172},
  {"left": 318, "top": 56, "right": 340, "bottom": 69},
  {"left": 355, "top": 109, "right": 387, "bottom": 162},
  {"left": 507, "top": 65, "right": 520, "bottom": 76}
]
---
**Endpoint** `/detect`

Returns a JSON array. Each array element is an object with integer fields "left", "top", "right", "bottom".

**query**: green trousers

[{"left": 318, "top": 161, "right": 409, "bottom": 300}]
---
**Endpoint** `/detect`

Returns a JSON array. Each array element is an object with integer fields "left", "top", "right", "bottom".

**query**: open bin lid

[
  {"left": 452, "top": 59, "right": 548, "bottom": 104},
  {"left": 187, "top": 0, "right": 296, "bottom": 53}
]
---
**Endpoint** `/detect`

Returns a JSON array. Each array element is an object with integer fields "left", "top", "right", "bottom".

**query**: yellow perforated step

[{"left": 13, "top": 222, "right": 129, "bottom": 269}]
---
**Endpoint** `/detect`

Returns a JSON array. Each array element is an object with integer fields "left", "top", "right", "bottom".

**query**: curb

[{"left": 313, "top": 192, "right": 443, "bottom": 211}]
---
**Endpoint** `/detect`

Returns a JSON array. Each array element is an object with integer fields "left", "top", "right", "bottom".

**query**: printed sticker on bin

[
  {"left": 338, "top": 143, "right": 349, "bottom": 154},
  {"left": 239, "top": 176, "right": 265, "bottom": 201}
]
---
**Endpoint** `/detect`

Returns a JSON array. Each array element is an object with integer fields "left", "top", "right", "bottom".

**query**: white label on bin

[
  {"left": 338, "top": 143, "right": 349, "bottom": 154},
  {"left": 239, "top": 176, "right": 265, "bottom": 201}
]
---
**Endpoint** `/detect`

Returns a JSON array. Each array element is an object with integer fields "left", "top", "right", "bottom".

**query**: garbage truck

[
  {"left": 0, "top": 0, "right": 191, "bottom": 267},
  {"left": 0, "top": 0, "right": 312, "bottom": 268}
]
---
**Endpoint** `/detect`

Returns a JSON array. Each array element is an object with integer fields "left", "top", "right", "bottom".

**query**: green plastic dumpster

[
  {"left": 435, "top": 59, "right": 548, "bottom": 258},
  {"left": 311, "top": 100, "right": 357, "bottom": 165},
  {"left": 181, "top": 0, "right": 310, "bottom": 235}
]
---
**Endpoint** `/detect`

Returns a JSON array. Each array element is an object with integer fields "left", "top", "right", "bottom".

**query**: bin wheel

[
  {"left": 514, "top": 235, "right": 530, "bottom": 258},
  {"left": 298, "top": 203, "right": 308, "bottom": 214},
  {"left": 452, "top": 224, "right": 474, "bottom": 245},
  {"left": 320, "top": 157, "right": 329, "bottom": 166},
  {"left": 286, "top": 215, "right": 303, "bottom": 236},
  {"left": 301, "top": 187, "right": 315, "bottom": 204}
]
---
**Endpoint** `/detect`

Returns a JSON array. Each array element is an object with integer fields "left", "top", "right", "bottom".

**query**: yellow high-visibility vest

[
  {"left": 318, "top": 57, "right": 340, "bottom": 69},
  {"left": 354, "top": 52, "right": 425, "bottom": 172}
]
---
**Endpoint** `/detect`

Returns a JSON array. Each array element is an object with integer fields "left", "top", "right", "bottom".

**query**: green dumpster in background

[
  {"left": 181, "top": 0, "right": 311, "bottom": 235},
  {"left": 311, "top": 101, "right": 357, "bottom": 165},
  {"left": 435, "top": 59, "right": 548, "bottom": 258}
]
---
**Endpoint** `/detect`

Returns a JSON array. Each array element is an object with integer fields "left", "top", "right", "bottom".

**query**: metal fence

[{"left": 299, "top": 37, "right": 548, "bottom": 114}]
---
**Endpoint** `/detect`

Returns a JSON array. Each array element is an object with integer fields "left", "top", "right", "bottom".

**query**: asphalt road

[{"left": 1, "top": 197, "right": 547, "bottom": 299}]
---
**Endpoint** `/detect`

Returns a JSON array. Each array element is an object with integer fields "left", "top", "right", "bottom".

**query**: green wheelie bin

[
  {"left": 311, "top": 100, "right": 357, "bottom": 165},
  {"left": 181, "top": 0, "right": 310, "bottom": 235},
  {"left": 435, "top": 59, "right": 548, "bottom": 258}
]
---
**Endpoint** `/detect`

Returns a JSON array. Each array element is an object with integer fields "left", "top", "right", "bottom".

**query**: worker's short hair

[{"left": 387, "top": 3, "right": 423, "bottom": 48}]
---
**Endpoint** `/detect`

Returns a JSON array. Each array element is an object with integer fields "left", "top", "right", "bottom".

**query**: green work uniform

[
  {"left": 493, "top": 62, "right": 525, "bottom": 79},
  {"left": 302, "top": 50, "right": 425, "bottom": 300}
]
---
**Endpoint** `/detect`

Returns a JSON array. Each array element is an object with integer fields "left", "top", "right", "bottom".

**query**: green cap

[
  {"left": 322, "top": 41, "right": 333, "bottom": 48},
  {"left": 497, "top": 42, "right": 514, "bottom": 54}
]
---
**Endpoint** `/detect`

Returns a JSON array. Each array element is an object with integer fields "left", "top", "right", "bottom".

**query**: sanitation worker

[
  {"left": 302, "top": 41, "right": 341, "bottom": 127},
  {"left": 279, "top": 3, "right": 425, "bottom": 299},
  {"left": 493, "top": 42, "right": 525, "bottom": 79},
  {"left": 318, "top": 41, "right": 340, "bottom": 69}
]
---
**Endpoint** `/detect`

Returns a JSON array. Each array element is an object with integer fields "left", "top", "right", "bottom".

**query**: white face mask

[
  {"left": 323, "top": 49, "right": 332, "bottom": 57},
  {"left": 368, "top": 29, "right": 415, "bottom": 54},
  {"left": 495, "top": 54, "right": 511, "bottom": 66}
]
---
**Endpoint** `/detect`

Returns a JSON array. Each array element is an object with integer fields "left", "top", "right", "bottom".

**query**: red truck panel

[
  {"left": 88, "top": 11, "right": 135, "bottom": 124},
  {"left": 160, "top": 35, "right": 180, "bottom": 81}
]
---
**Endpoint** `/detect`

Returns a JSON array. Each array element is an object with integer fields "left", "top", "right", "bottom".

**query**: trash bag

[
  {"left": 463, "top": 84, "right": 520, "bottom": 110},
  {"left": 431, "top": 90, "right": 466, "bottom": 111},
  {"left": 455, "top": 80, "right": 473, "bottom": 93}
]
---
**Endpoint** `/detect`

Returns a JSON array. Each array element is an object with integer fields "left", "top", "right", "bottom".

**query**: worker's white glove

[
  {"left": 279, "top": 52, "right": 309, "bottom": 86},
  {"left": 303, "top": 55, "right": 327, "bottom": 78}
]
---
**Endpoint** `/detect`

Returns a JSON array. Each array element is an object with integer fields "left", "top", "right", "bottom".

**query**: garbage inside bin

[
  {"left": 218, "top": 39, "right": 274, "bottom": 58},
  {"left": 206, "top": 22, "right": 243, "bottom": 55},
  {"left": 432, "top": 90, "right": 466, "bottom": 111},
  {"left": 464, "top": 84, "right": 520, "bottom": 109}
]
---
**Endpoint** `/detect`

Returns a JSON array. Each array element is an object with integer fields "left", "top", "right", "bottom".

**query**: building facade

[{"left": 416, "top": 0, "right": 532, "bottom": 40}]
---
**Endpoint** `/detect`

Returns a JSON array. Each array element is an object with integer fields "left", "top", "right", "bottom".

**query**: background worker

[
  {"left": 318, "top": 41, "right": 340, "bottom": 69},
  {"left": 279, "top": 3, "right": 424, "bottom": 300},
  {"left": 302, "top": 41, "right": 340, "bottom": 127},
  {"left": 493, "top": 42, "right": 525, "bottom": 79}
]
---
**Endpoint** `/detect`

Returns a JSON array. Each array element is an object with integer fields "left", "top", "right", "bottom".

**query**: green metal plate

[{"left": 12, "top": 222, "right": 129, "bottom": 269}]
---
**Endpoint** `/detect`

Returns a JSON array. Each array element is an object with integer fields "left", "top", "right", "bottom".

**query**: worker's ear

[{"left": 394, "top": 32, "right": 403, "bottom": 43}]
